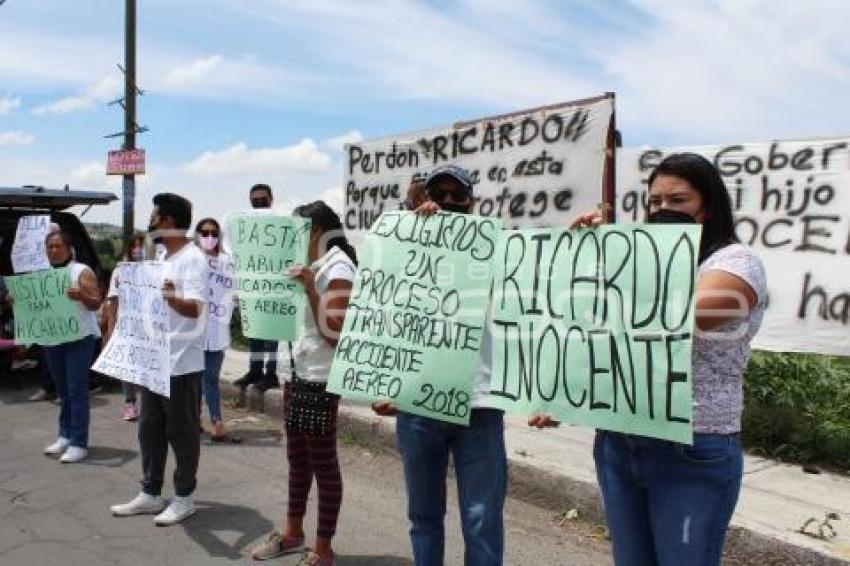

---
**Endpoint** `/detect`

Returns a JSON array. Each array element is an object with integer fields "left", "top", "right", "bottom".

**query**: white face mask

[{"left": 199, "top": 235, "right": 219, "bottom": 251}]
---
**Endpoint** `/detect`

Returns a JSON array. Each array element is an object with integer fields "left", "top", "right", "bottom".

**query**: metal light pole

[{"left": 121, "top": 0, "right": 137, "bottom": 250}]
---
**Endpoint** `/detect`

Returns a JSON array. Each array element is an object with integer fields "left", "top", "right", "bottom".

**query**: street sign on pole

[{"left": 107, "top": 149, "right": 145, "bottom": 175}]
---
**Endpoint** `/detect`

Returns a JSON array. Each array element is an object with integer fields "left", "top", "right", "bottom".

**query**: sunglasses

[
  {"left": 251, "top": 199, "right": 271, "bottom": 208},
  {"left": 428, "top": 187, "right": 471, "bottom": 203},
  {"left": 198, "top": 229, "right": 219, "bottom": 237}
]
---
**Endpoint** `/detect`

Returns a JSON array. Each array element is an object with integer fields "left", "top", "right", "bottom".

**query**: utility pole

[{"left": 121, "top": 0, "right": 137, "bottom": 251}]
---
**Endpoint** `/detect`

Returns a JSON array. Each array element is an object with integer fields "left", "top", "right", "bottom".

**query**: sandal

[
  {"left": 297, "top": 550, "right": 335, "bottom": 566},
  {"left": 251, "top": 531, "right": 304, "bottom": 560}
]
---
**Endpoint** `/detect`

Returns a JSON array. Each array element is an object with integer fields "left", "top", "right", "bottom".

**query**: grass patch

[
  {"left": 339, "top": 430, "right": 359, "bottom": 447},
  {"left": 742, "top": 351, "right": 850, "bottom": 471}
]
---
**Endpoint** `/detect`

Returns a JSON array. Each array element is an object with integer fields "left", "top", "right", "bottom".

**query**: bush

[{"left": 742, "top": 351, "right": 850, "bottom": 471}]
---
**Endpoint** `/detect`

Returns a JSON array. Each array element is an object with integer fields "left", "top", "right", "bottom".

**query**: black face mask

[
  {"left": 251, "top": 198, "right": 271, "bottom": 209},
  {"left": 50, "top": 256, "right": 72, "bottom": 268},
  {"left": 148, "top": 223, "right": 163, "bottom": 244},
  {"left": 440, "top": 202, "right": 471, "bottom": 214},
  {"left": 647, "top": 209, "right": 696, "bottom": 224}
]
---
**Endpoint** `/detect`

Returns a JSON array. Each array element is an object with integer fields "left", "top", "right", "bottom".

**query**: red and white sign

[{"left": 107, "top": 149, "right": 146, "bottom": 175}]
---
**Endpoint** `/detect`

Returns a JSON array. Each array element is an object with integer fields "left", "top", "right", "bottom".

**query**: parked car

[
  {"left": 0, "top": 185, "right": 117, "bottom": 375},
  {"left": 0, "top": 185, "right": 118, "bottom": 277}
]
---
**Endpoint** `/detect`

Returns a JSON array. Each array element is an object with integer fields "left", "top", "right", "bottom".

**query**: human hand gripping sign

[
  {"left": 66, "top": 287, "right": 83, "bottom": 302},
  {"left": 161, "top": 279, "right": 177, "bottom": 302},
  {"left": 286, "top": 265, "right": 317, "bottom": 298}
]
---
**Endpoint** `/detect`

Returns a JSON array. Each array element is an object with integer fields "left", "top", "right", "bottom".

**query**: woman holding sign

[
  {"left": 251, "top": 201, "right": 356, "bottom": 566},
  {"left": 42, "top": 231, "right": 103, "bottom": 464},
  {"left": 194, "top": 218, "right": 239, "bottom": 443},
  {"left": 104, "top": 233, "right": 146, "bottom": 422},
  {"left": 535, "top": 153, "right": 767, "bottom": 566}
]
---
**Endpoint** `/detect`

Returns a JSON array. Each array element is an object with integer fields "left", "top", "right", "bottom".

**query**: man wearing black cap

[{"left": 373, "top": 164, "right": 507, "bottom": 566}]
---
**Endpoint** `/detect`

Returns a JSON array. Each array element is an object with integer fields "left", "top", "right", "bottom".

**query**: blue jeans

[
  {"left": 248, "top": 338, "right": 278, "bottom": 377},
  {"left": 202, "top": 350, "right": 225, "bottom": 423},
  {"left": 396, "top": 409, "right": 507, "bottom": 566},
  {"left": 594, "top": 431, "right": 743, "bottom": 566},
  {"left": 44, "top": 335, "right": 96, "bottom": 448},
  {"left": 39, "top": 347, "right": 56, "bottom": 394}
]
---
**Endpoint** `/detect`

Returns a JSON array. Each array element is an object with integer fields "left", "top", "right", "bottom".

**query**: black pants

[{"left": 139, "top": 372, "right": 202, "bottom": 498}]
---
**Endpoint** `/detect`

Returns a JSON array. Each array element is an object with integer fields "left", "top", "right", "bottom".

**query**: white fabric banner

[
  {"left": 616, "top": 138, "right": 850, "bottom": 355},
  {"left": 93, "top": 262, "right": 172, "bottom": 396},
  {"left": 343, "top": 95, "right": 615, "bottom": 241}
]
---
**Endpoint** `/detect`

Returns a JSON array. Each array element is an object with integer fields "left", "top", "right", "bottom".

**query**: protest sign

[
  {"left": 6, "top": 267, "right": 83, "bottom": 346},
  {"left": 205, "top": 254, "right": 237, "bottom": 350},
  {"left": 343, "top": 94, "right": 615, "bottom": 242},
  {"left": 227, "top": 214, "right": 311, "bottom": 341},
  {"left": 327, "top": 211, "right": 502, "bottom": 425},
  {"left": 617, "top": 138, "right": 850, "bottom": 355},
  {"left": 489, "top": 225, "right": 701, "bottom": 443},
  {"left": 92, "top": 262, "right": 171, "bottom": 397},
  {"left": 11, "top": 215, "right": 51, "bottom": 273}
]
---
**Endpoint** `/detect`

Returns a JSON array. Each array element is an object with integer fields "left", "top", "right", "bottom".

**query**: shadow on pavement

[
  {"left": 217, "top": 427, "right": 283, "bottom": 447},
  {"left": 182, "top": 499, "right": 276, "bottom": 560},
  {"left": 84, "top": 445, "right": 138, "bottom": 467}
]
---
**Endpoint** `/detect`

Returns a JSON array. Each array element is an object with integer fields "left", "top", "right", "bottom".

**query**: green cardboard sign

[
  {"left": 228, "top": 214, "right": 311, "bottom": 341},
  {"left": 327, "top": 211, "right": 503, "bottom": 425},
  {"left": 6, "top": 267, "right": 84, "bottom": 346},
  {"left": 488, "top": 224, "right": 702, "bottom": 443}
]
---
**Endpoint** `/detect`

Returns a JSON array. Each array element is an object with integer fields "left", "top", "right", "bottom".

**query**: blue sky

[{"left": 1, "top": 0, "right": 849, "bottom": 227}]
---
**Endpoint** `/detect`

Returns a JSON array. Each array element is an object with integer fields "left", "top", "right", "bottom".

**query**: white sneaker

[
  {"left": 111, "top": 492, "right": 167, "bottom": 516},
  {"left": 59, "top": 446, "right": 88, "bottom": 463},
  {"left": 44, "top": 437, "right": 70, "bottom": 456},
  {"left": 154, "top": 495, "right": 196, "bottom": 526}
]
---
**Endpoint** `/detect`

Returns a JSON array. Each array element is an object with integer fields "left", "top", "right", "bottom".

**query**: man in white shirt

[{"left": 110, "top": 193, "right": 209, "bottom": 526}]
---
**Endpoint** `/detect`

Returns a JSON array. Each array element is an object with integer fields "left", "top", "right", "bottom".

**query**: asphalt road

[{"left": 0, "top": 374, "right": 612, "bottom": 565}]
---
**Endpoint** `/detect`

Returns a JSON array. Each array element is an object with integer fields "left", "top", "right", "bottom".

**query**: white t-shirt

[
  {"left": 471, "top": 305, "right": 496, "bottom": 409},
  {"left": 291, "top": 247, "right": 356, "bottom": 383},
  {"left": 162, "top": 242, "right": 209, "bottom": 376},
  {"left": 204, "top": 252, "right": 236, "bottom": 352},
  {"left": 692, "top": 243, "right": 767, "bottom": 433},
  {"left": 69, "top": 261, "right": 101, "bottom": 339},
  {"left": 106, "top": 269, "right": 119, "bottom": 300}
]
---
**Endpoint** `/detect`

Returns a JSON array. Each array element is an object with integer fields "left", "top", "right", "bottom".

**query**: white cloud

[
  {"left": 0, "top": 95, "right": 21, "bottom": 115},
  {"left": 181, "top": 139, "right": 332, "bottom": 177},
  {"left": 317, "top": 185, "right": 344, "bottom": 216},
  {"left": 321, "top": 130, "right": 363, "bottom": 152},
  {"left": 69, "top": 161, "right": 121, "bottom": 190},
  {"left": 599, "top": 0, "right": 850, "bottom": 142},
  {"left": 243, "top": 0, "right": 599, "bottom": 110},
  {"left": 154, "top": 53, "right": 321, "bottom": 103},
  {"left": 32, "top": 72, "right": 122, "bottom": 116},
  {"left": 163, "top": 55, "right": 224, "bottom": 87},
  {"left": 0, "top": 28, "right": 118, "bottom": 88},
  {"left": 0, "top": 131, "right": 35, "bottom": 146},
  {"left": 32, "top": 96, "right": 95, "bottom": 116}
]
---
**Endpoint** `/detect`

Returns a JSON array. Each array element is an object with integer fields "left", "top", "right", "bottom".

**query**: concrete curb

[{"left": 221, "top": 381, "right": 848, "bottom": 565}]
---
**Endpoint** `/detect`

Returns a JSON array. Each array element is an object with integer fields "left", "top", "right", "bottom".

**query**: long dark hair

[
  {"left": 648, "top": 152, "right": 738, "bottom": 262},
  {"left": 293, "top": 201, "right": 357, "bottom": 265},
  {"left": 195, "top": 217, "right": 222, "bottom": 254},
  {"left": 122, "top": 234, "right": 146, "bottom": 262}
]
